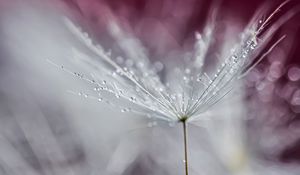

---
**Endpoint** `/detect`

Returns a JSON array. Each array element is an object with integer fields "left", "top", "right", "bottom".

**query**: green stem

[{"left": 182, "top": 120, "right": 189, "bottom": 175}]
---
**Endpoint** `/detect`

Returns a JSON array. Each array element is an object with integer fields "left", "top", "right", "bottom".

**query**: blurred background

[{"left": 0, "top": 0, "right": 300, "bottom": 175}]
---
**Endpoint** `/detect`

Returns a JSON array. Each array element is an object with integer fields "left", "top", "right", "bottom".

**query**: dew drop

[
  {"left": 288, "top": 66, "right": 300, "bottom": 81},
  {"left": 112, "top": 72, "right": 117, "bottom": 77},
  {"left": 250, "top": 43, "right": 257, "bottom": 49},
  {"left": 116, "top": 68, "right": 122, "bottom": 74},
  {"left": 130, "top": 96, "right": 136, "bottom": 102},
  {"left": 154, "top": 61, "right": 164, "bottom": 72},
  {"left": 185, "top": 68, "right": 191, "bottom": 74},
  {"left": 291, "top": 90, "right": 300, "bottom": 106},
  {"left": 195, "top": 32, "right": 202, "bottom": 40},
  {"left": 137, "top": 62, "right": 145, "bottom": 68},
  {"left": 232, "top": 55, "right": 238, "bottom": 62},
  {"left": 197, "top": 77, "right": 203, "bottom": 82},
  {"left": 121, "top": 108, "right": 130, "bottom": 112},
  {"left": 98, "top": 98, "right": 103, "bottom": 102},
  {"left": 116, "top": 56, "right": 124, "bottom": 64},
  {"left": 229, "top": 68, "right": 235, "bottom": 74},
  {"left": 146, "top": 114, "right": 152, "bottom": 118}
]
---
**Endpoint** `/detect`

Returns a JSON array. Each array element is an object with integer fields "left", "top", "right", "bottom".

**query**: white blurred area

[
  {"left": 0, "top": 1, "right": 150, "bottom": 175},
  {"left": 0, "top": 1, "right": 300, "bottom": 175}
]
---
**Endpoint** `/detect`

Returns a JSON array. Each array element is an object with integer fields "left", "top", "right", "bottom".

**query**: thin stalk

[{"left": 182, "top": 120, "right": 189, "bottom": 175}]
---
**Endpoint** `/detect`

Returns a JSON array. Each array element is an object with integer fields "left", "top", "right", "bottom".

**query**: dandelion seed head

[{"left": 59, "top": 1, "right": 293, "bottom": 124}]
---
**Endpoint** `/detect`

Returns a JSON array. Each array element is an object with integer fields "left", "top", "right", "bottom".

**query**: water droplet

[
  {"left": 291, "top": 90, "right": 300, "bottom": 106},
  {"left": 102, "top": 80, "right": 107, "bottom": 85},
  {"left": 154, "top": 61, "right": 164, "bottom": 72},
  {"left": 98, "top": 98, "right": 103, "bottom": 102},
  {"left": 229, "top": 68, "right": 235, "bottom": 74},
  {"left": 250, "top": 43, "right": 257, "bottom": 49},
  {"left": 116, "top": 68, "right": 122, "bottom": 74},
  {"left": 137, "top": 62, "right": 145, "bottom": 68},
  {"left": 232, "top": 55, "right": 238, "bottom": 62},
  {"left": 195, "top": 32, "right": 202, "bottom": 40},
  {"left": 171, "top": 94, "right": 176, "bottom": 100},
  {"left": 111, "top": 71, "right": 116, "bottom": 77},
  {"left": 185, "top": 68, "right": 191, "bottom": 74},
  {"left": 183, "top": 76, "right": 188, "bottom": 81},
  {"left": 116, "top": 56, "right": 124, "bottom": 64},
  {"left": 121, "top": 108, "right": 130, "bottom": 112},
  {"left": 288, "top": 66, "right": 300, "bottom": 81},
  {"left": 130, "top": 96, "right": 136, "bottom": 102}
]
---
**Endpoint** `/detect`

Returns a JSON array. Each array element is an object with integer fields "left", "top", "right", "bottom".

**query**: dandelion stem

[{"left": 182, "top": 119, "right": 189, "bottom": 175}]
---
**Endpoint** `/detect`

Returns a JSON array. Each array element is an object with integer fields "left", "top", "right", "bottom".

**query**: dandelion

[{"left": 50, "top": 1, "right": 296, "bottom": 174}]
